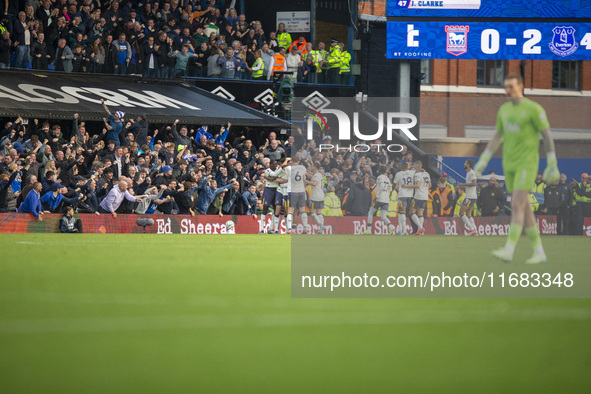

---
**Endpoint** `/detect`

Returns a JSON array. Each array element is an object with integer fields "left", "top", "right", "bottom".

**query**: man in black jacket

[
  {"left": 556, "top": 173, "right": 573, "bottom": 235},
  {"left": 0, "top": 30, "right": 12, "bottom": 69},
  {"left": 126, "top": 115, "right": 149, "bottom": 147},
  {"left": 141, "top": 36, "right": 159, "bottom": 78},
  {"left": 343, "top": 176, "right": 371, "bottom": 216},
  {"left": 30, "top": 32, "right": 51, "bottom": 70},
  {"left": 478, "top": 176, "right": 506, "bottom": 217}
]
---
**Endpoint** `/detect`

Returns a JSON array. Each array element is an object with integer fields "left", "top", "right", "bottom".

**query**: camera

[{"left": 22, "top": 119, "right": 29, "bottom": 125}]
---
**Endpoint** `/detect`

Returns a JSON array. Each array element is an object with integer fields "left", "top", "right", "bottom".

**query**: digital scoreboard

[
  {"left": 387, "top": 22, "right": 591, "bottom": 59},
  {"left": 387, "top": 0, "right": 591, "bottom": 19}
]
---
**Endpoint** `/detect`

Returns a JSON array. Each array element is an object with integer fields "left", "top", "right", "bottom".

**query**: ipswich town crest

[
  {"left": 549, "top": 26, "right": 578, "bottom": 57},
  {"left": 445, "top": 25, "right": 469, "bottom": 56}
]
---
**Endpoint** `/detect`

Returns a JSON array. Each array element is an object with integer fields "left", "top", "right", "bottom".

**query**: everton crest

[
  {"left": 445, "top": 25, "right": 469, "bottom": 56},
  {"left": 549, "top": 26, "right": 578, "bottom": 57}
]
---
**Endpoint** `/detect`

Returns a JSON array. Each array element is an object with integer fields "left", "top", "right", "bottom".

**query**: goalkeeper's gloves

[
  {"left": 543, "top": 152, "right": 560, "bottom": 184},
  {"left": 474, "top": 149, "right": 492, "bottom": 177}
]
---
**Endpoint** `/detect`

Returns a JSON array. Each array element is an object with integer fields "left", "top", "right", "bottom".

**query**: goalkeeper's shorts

[{"left": 504, "top": 165, "right": 537, "bottom": 193}]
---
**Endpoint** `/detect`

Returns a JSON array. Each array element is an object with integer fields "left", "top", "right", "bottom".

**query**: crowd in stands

[
  {"left": 1, "top": 109, "right": 589, "bottom": 235},
  {"left": 0, "top": 0, "right": 352, "bottom": 83}
]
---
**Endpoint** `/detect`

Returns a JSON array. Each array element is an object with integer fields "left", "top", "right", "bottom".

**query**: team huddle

[
  {"left": 258, "top": 156, "right": 324, "bottom": 234},
  {"left": 257, "top": 156, "right": 451, "bottom": 236}
]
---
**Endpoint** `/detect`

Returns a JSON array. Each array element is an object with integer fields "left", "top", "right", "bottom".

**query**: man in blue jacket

[
  {"left": 194, "top": 175, "right": 235, "bottom": 214},
  {"left": 41, "top": 183, "right": 79, "bottom": 213},
  {"left": 19, "top": 182, "right": 44, "bottom": 220}
]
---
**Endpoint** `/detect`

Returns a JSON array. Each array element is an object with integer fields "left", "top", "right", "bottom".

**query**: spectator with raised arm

[{"left": 98, "top": 180, "right": 143, "bottom": 217}]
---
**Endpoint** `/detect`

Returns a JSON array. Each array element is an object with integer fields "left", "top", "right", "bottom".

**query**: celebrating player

[
  {"left": 364, "top": 166, "right": 395, "bottom": 235},
  {"left": 474, "top": 73, "right": 559, "bottom": 264},
  {"left": 260, "top": 160, "right": 280, "bottom": 234},
  {"left": 304, "top": 166, "right": 326, "bottom": 234},
  {"left": 405, "top": 160, "right": 430, "bottom": 236},
  {"left": 458, "top": 159, "right": 478, "bottom": 236},
  {"left": 273, "top": 158, "right": 290, "bottom": 234},
  {"left": 393, "top": 161, "right": 415, "bottom": 235},
  {"left": 288, "top": 156, "right": 309, "bottom": 234}
]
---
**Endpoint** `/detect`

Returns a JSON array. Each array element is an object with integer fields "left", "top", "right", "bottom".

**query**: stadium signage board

[
  {"left": 0, "top": 213, "right": 565, "bottom": 236},
  {"left": 0, "top": 72, "right": 288, "bottom": 127},
  {"left": 276, "top": 11, "right": 311, "bottom": 32},
  {"left": 0, "top": 83, "right": 200, "bottom": 110},
  {"left": 387, "top": 0, "right": 591, "bottom": 18},
  {"left": 387, "top": 21, "right": 591, "bottom": 59}
]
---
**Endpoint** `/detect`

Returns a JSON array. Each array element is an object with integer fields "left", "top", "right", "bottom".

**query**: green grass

[{"left": 0, "top": 234, "right": 590, "bottom": 393}]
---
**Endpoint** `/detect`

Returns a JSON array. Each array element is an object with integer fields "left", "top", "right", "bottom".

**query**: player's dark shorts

[
  {"left": 281, "top": 192, "right": 290, "bottom": 208},
  {"left": 262, "top": 187, "right": 277, "bottom": 207},
  {"left": 411, "top": 199, "right": 427, "bottom": 210},
  {"left": 372, "top": 201, "right": 389, "bottom": 211},
  {"left": 398, "top": 197, "right": 411, "bottom": 210},
  {"left": 275, "top": 192, "right": 284, "bottom": 207},
  {"left": 310, "top": 200, "right": 324, "bottom": 210},
  {"left": 462, "top": 198, "right": 477, "bottom": 209},
  {"left": 290, "top": 192, "right": 306, "bottom": 208}
]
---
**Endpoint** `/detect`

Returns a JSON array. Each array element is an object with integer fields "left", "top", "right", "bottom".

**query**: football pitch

[{"left": 1, "top": 234, "right": 590, "bottom": 393}]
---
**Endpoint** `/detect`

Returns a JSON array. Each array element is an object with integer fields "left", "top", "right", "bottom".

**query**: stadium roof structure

[{"left": 0, "top": 71, "right": 289, "bottom": 128}]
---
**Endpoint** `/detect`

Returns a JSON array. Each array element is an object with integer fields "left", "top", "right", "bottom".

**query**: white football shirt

[
  {"left": 465, "top": 169, "right": 477, "bottom": 199},
  {"left": 413, "top": 170, "right": 431, "bottom": 201},
  {"left": 310, "top": 172, "right": 325, "bottom": 201},
  {"left": 290, "top": 164, "right": 306, "bottom": 193},
  {"left": 375, "top": 174, "right": 392, "bottom": 203},
  {"left": 394, "top": 170, "right": 415, "bottom": 198}
]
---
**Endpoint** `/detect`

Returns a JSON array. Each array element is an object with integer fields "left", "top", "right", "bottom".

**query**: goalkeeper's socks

[
  {"left": 504, "top": 223, "right": 523, "bottom": 254},
  {"left": 525, "top": 225, "right": 545, "bottom": 255},
  {"left": 411, "top": 213, "right": 422, "bottom": 228}
]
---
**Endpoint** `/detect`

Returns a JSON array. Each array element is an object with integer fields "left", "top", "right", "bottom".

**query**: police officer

[
  {"left": 276, "top": 23, "right": 292, "bottom": 51},
  {"left": 339, "top": 41, "right": 351, "bottom": 85},
  {"left": 326, "top": 38, "right": 342, "bottom": 84}
]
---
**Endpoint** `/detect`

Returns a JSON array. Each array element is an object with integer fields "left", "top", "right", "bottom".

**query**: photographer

[{"left": 59, "top": 206, "right": 83, "bottom": 233}]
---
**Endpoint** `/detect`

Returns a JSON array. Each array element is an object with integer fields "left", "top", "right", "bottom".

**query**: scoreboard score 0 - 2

[{"left": 387, "top": 22, "right": 591, "bottom": 60}]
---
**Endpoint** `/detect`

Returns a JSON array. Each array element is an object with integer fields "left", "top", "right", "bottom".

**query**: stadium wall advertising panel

[
  {"left": 0, "top": 71, "right": 289, "bottom": 127},
  {"left": 0, "top": 213, "right": 576, "bottom": 235}
]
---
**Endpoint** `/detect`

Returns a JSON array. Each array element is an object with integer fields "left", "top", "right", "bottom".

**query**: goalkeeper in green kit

[{"left": 474, "top": 74, "right": 560, "bottom": 264}]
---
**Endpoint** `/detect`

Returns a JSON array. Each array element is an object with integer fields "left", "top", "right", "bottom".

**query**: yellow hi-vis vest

[
  {"left": 322, "top": 192, "right": 343, "bottom": 216},
  {"left": 454, "top": 193, "right": 465, "bottom": 216},
  {"left": 376, "top": 190, "right": 398, "bottom": 217},
  {"left": 276, "top": 32, "right": 292, "bottom": 50},
  {"left": 529, "top": 182, "right": 546, "bottom": 207},
  {"left": 574, "top": 182, "right": 591, "bottom": 204},
  {"left": 305, "top": 50, "right": 324, "bottom": 73},
  {"left": 529, "top": 193, "right": 540, "bottom": 212},
  {"left": 326, "top": 45, "right": 342, "bottom": 69},
  {"left": 340, "top": 51, "right": 351, "bottom": 74},
  {"left": 251, "top": 57, "right": 264, "bottom": 78}
]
